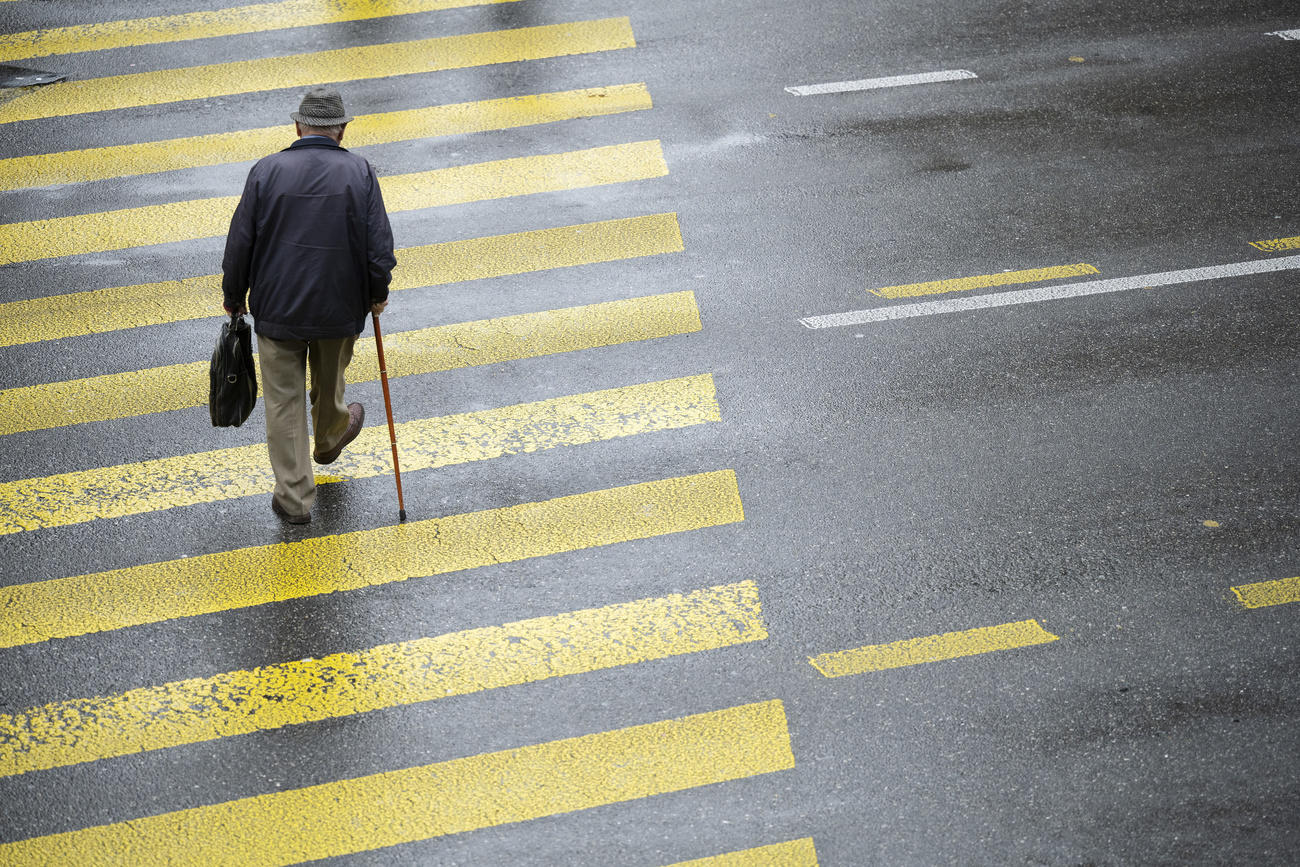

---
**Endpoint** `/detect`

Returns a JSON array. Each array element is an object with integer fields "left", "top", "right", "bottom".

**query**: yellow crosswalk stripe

[
  {"left": 0, "top": 213, "right": 683, "bottom": 348},
  {"left": 0, "top": 140, "right": 668, "bottom": 265},
  {"left": 0, "top": 470, "right": 744, "bottom": 649},
  {"left": 869, "top": 263, "right": 1100, "bottom": 299},
  {"left": 0, "top": 375, "right": 720, "bottom": 535},
  {"left": 665, "top": 839, "right": 820, "bottom": 867},
  {"left": 0, "top": 291, "right": 701, "bottom": 436},
  {"left": 0, "top": 84, "right": 653, "bottom": 191},
  {"left": 0, "top": 0, "right": 523, "bottom": 63},
  {"left": 1231, "top": 576, "right": 1300, "bottom": 609},
  {"left": 0, "top": 18, "right": 635, "bottom": 125},
  {"left": 809, "top": 619, "right": 1060, "bottom": 677},
  {"left": 1249, "top": 235, "right": 1300, "bottom": 254},
  {"left": 0, "top": 581, "right": 765, "bottom": 777},
  {"left": 0, "top": 700, "right": 791, "bottom": 867}
]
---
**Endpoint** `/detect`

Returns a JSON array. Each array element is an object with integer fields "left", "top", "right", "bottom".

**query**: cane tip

[{"left": 399, "top": 509, "right": 407, "bottom": 522}]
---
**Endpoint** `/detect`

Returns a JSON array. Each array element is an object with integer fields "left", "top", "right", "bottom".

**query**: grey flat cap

[{"left": 290, "top": 87, "right": 353, "bottom": 126}]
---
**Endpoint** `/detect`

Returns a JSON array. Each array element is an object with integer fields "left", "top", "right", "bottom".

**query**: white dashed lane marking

[
  {"left": 785, "top": 69, "right": 977, "bottom": 96},
  {"left": 800, "top": 254, "right": 1300, "bottom": 329}
]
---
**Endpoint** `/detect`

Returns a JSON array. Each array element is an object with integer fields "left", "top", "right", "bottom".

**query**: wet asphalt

[{"left": 0, "top": 0, "right": 1298, "bottom": 863}]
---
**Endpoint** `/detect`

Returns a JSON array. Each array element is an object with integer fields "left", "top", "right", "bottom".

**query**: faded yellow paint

[
  {"left": 1231, "top": 576, "right": 1300, "bottom": 609},
  {"left": 0, "top": 291, "right": 701, "bottom": 435},
  {"left": 0, "top": 581, "right": 765, "bottom": 777},
  {"left": 870, "top": 263, "right": 1100, "bottom": 299},
  {"left": 1248, "top": 236, "right": 1300, "bottom": 254},
  {"left": 0, "top": 375, "right": 720, "bottom": 534},
  {"left": 665, "top": 839, "right": 819, "bottom": 867},
  {"left": 0, "top": 470, "right": 744, "bottom": 649},
  {"left": 0, "top": 85, "right": 653, "bottom": 191},
  {"left": 0, "top": 0, "right": 523, "bottom": 63},
  {"left": 0, "top": 140, "right": 668, "bottom": 265},
  {"left": 0, "top": 18, "right": 635, "bottom": 124},
  {"left": 0, "top": 214, "right": 683, "bottom": 347},
  {"left": 0, "top": 701, "right": 791, "bottom": 866},
  {"left": 809, "top": 619, "right": 1060, "bottom": 677}
]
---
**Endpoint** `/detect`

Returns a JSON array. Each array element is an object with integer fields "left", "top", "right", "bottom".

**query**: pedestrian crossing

[
  {"left": 669, "top": 840, "right": 820, "bottom": 867},
  {"left": 0, "top": 18, "right": 636, "bottom": 123},
  {"left": 0, "top": 470, "right": 745, "bottom": 649},
  {"left": 0, "top": 0, "right": 525, "bottom": 63},
  {"left": 0, "top": 84, "right": 654, "bottom": 190},
  {"left": 0, "top": 375, "right": 722, "bottom": 533},
  {"left": 0, "top": 1, "right": 814, "bottom": 862},
  {"left": 0, "top": 701, "right": 794, "bottom": 866},
  {"left": 0, "top": 140, "right": 669, "bottom": 264},
  {"left": 1, "top": 291, "right": 702, "bottom": 434},
  {"left": 0, "top": 213, "right": 684, "bottom": 346},
  {"left": 0, "top": 581, "right": 766, "bottom": 776}
]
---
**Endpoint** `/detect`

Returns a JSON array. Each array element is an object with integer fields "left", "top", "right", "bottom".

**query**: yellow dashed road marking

[
  {"left": 0, "top": 375, "right": 721, "bottom": 534},
  {"left": 1249, "top": 235, "right": 1300, "bottom": 254},
  {"left": 870, "top": 263, "right": 1100, "bottom": 299},
  {"left": 0, "top": 0, "right": 523, "bottom": 63},
  {"left": 810, "top": 619, "right": 1060, "bottom": 677},
  {"left": 0, "top": 700, "right": 792, "bottom": 867},
  {"left": 0, "top": 291, "right": 701, "bottom": 435},
  {"left": 0, "top": 213, "right": 683, "bottom": 347},
  {"left": 0, "top": 18, "right": 635, "bottom": 124},
  {"left": 1232, "top": 576, "right": 1300, "bottom": 609},
  {"left": 0, "top": 140, "right": 668, "bottom": 265},
  {"left": 0, "top": 470, "right": 744, "bottom": 649},
  {"left": 0, "top": 85, "right": 653, "bottom": 191},
  {"left": 0, "top": 581, "right": 765, "bottom": 777},
  {"left": 665, "top": 839, "right": 820, "bottom": 867}
]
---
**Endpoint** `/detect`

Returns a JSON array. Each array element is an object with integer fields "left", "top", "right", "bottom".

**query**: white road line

[
  {"left": 785, "top": 69, "right": 977, "bottom": 96},
  {"left": 799, "top": 254, "right": 1300, "bottom": 329},
  {"left": 1268, "top": 29, "right": 1300, "bottom": 40}
]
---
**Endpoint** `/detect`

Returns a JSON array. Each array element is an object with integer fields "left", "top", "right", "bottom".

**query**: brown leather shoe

[
  {"left": 313, "top": 402, "right": 364, "bottom": 465},
  {"left": 271, "top": 494, "right": 310, "bottom": 524}
]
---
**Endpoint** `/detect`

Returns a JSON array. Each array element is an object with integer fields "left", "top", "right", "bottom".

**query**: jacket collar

[{"left": 284, "top": 137, "right": 347, "bottom": 152}]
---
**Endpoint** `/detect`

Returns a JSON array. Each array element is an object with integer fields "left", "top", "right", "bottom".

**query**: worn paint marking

[
  {"left": 809, "top": 620, "right": 1059, "bottom": 677},
  {"left": 0, "top": 85, "right": 653, "bottom": 191},
  {"left": 869, "top": 263, "right": 1100, "bottom": 299},
  {"left": 1231, "top": 576, "right": 1300, "bottom": 609},
  {"left": 0, "top": 471, "right": 744, "bottom": 649},
  {"left": 0, "top": 18, "right": 635, "bottom": 124},
  {"left": 1268, "top": 29, "right": 1300, "bottom": 40},
  {"left": 665, "top": 839, "right": 820, "bottom": 867},
  {"left": 0, "top": 581, "right": 765, "bottom": 777},
  {"left": 1248, "top": 235, "right": 1300, "bottom": 253},
  {"left": 0, "top": 291, "right": 701, "bottom": 436},
  {"left": 0, "top": 375, "right": 720, "bottom": 535},
  {"left": 0, "top": 214, "right": 683, "bottom": 347},
  {"left": 800, "top": 254, "right": 1300, "bottom": 328},
  {"left": 0, "top": 140, "right": 668, "bottom": 265},
  {"left": 0, "top": 700, "right": 791, "bottom": 867},
  {"left": 0, "top": 0, "right": 524, "bottom": 63},
  {"left": 786, "top": 69, "right": 977, "bottom": 96}
]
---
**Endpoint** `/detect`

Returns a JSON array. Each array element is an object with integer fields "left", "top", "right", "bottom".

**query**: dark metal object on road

[
  {"left": 372, "top": 312, "right": 407, "bottom": 523},
  {"left": 0, "top": 65, "right": 67, "bottom": 88}
]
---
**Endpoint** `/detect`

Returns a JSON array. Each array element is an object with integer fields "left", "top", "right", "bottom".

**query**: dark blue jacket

[{"left": 221, "top": 137, "right": 396, "bottom": 340}]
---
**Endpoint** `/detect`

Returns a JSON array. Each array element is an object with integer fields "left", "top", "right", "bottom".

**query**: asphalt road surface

[{"left": 0, "top": 0, "right": 1297, "bottom": 864}]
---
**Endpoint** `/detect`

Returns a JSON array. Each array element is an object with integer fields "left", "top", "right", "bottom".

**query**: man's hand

[{"left": 371, "top": 299, "right": 388, "bottom": 315}]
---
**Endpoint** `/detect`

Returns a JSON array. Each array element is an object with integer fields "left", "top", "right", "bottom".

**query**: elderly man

[{"left": 222, "top": 88, "right": 397, "bottom": 524}]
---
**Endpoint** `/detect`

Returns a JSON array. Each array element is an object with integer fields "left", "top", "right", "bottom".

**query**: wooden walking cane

[{"left": 372, "top": 312, "right": 407, "bottom": 522}]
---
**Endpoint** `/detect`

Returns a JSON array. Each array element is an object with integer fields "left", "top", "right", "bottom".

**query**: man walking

[{"left": 222, "top": 88, "right": 397, "bottom": 524}]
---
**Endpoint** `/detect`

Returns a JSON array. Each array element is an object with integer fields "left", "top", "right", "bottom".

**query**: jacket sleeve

[
  {"left": 221, "top": 171, "right": 259, "bottom": 312},
  {"left": 365, "top": 164, "right": 397, "bottom": 304}
]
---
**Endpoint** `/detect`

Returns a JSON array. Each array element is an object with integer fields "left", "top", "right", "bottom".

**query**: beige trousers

[{"left": 257, "top": 334, "right": 357, "bottom": 515}]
